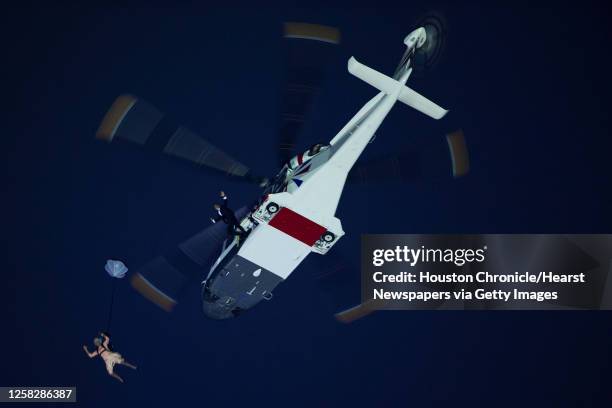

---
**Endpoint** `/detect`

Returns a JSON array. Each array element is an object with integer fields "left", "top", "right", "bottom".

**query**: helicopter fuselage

[
  {"left": 201, "top": 27, "right": 447, "bottom": 319},
  {"left": 202, "top": 50, "right": 419, "bottom": 319}
]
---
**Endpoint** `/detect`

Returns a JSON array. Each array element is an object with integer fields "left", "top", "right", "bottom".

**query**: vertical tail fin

[{"left": 393, "top": 27, "right": 427, "bottom": 79}]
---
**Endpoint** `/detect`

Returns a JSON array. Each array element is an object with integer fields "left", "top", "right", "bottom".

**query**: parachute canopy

[{"left": 105, "top": 260, "right": 128, "bottom": 279}]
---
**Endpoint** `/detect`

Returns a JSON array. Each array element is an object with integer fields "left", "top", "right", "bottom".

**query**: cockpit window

[{"left": 308, "top": 143, "right": 330, "bottom": 156}]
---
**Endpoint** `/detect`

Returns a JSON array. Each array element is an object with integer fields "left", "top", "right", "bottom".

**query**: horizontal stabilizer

[
  {"left": 398, "top": 86, "right": 448, "bottom": 120},
  {"left": 347, "top": 57, "right": 404, "bottom": 95},
  {"left": 347, "top": 57, "right": 448, "bottom": 120}
]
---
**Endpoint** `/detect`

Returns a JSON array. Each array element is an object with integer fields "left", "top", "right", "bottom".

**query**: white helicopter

[{"left": 96, "top": 23, "right": 467, "bottom": 320}]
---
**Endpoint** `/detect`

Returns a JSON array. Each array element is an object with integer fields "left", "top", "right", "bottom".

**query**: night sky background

[{"left": 3, "top": 1, "right": 612, "bottom": 407}]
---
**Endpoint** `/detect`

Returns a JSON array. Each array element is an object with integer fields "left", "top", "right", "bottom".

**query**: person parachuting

[{"left": 82, "top": 260, "right": 137, "bottom": 383}]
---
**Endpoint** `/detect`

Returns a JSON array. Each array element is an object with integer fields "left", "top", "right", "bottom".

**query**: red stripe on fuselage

[{"left": 268, "top": 208, "right": 326, "bottom": 246}]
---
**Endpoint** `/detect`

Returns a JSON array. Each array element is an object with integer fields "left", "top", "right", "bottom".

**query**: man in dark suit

[{"left": 211, "top": 191, "right": 247, "bottom": 238}]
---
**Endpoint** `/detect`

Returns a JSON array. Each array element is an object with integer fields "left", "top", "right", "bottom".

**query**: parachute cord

[{"left": 105, "top": 278, "right": 117, "bottom": 334}]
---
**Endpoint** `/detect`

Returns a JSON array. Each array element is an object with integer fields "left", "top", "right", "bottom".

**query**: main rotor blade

[
  {"left": 333, "top": 235, "right": 468, "bottom": 322},
  {"left": 347, "top": 129, "right": 469, "bottom": 185},
  {"left": 446, "top": 129, "right": 469, "bottom": 177},
  {"left": 347, "top": 148, "right": 422, "bottom": 184},
  {"left": 131, "top": 207, "right": 248, "bottom": 312},
  {"left": 278, "top": 23, "right": 340, "bottom": 165},
  {"left": 96, "top": 95, "right": 267, "bottom": 185}
]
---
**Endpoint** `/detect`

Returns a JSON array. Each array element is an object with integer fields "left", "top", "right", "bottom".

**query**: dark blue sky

[{"left": 3, "top": 2, "right": 612, "bottom": 407}]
